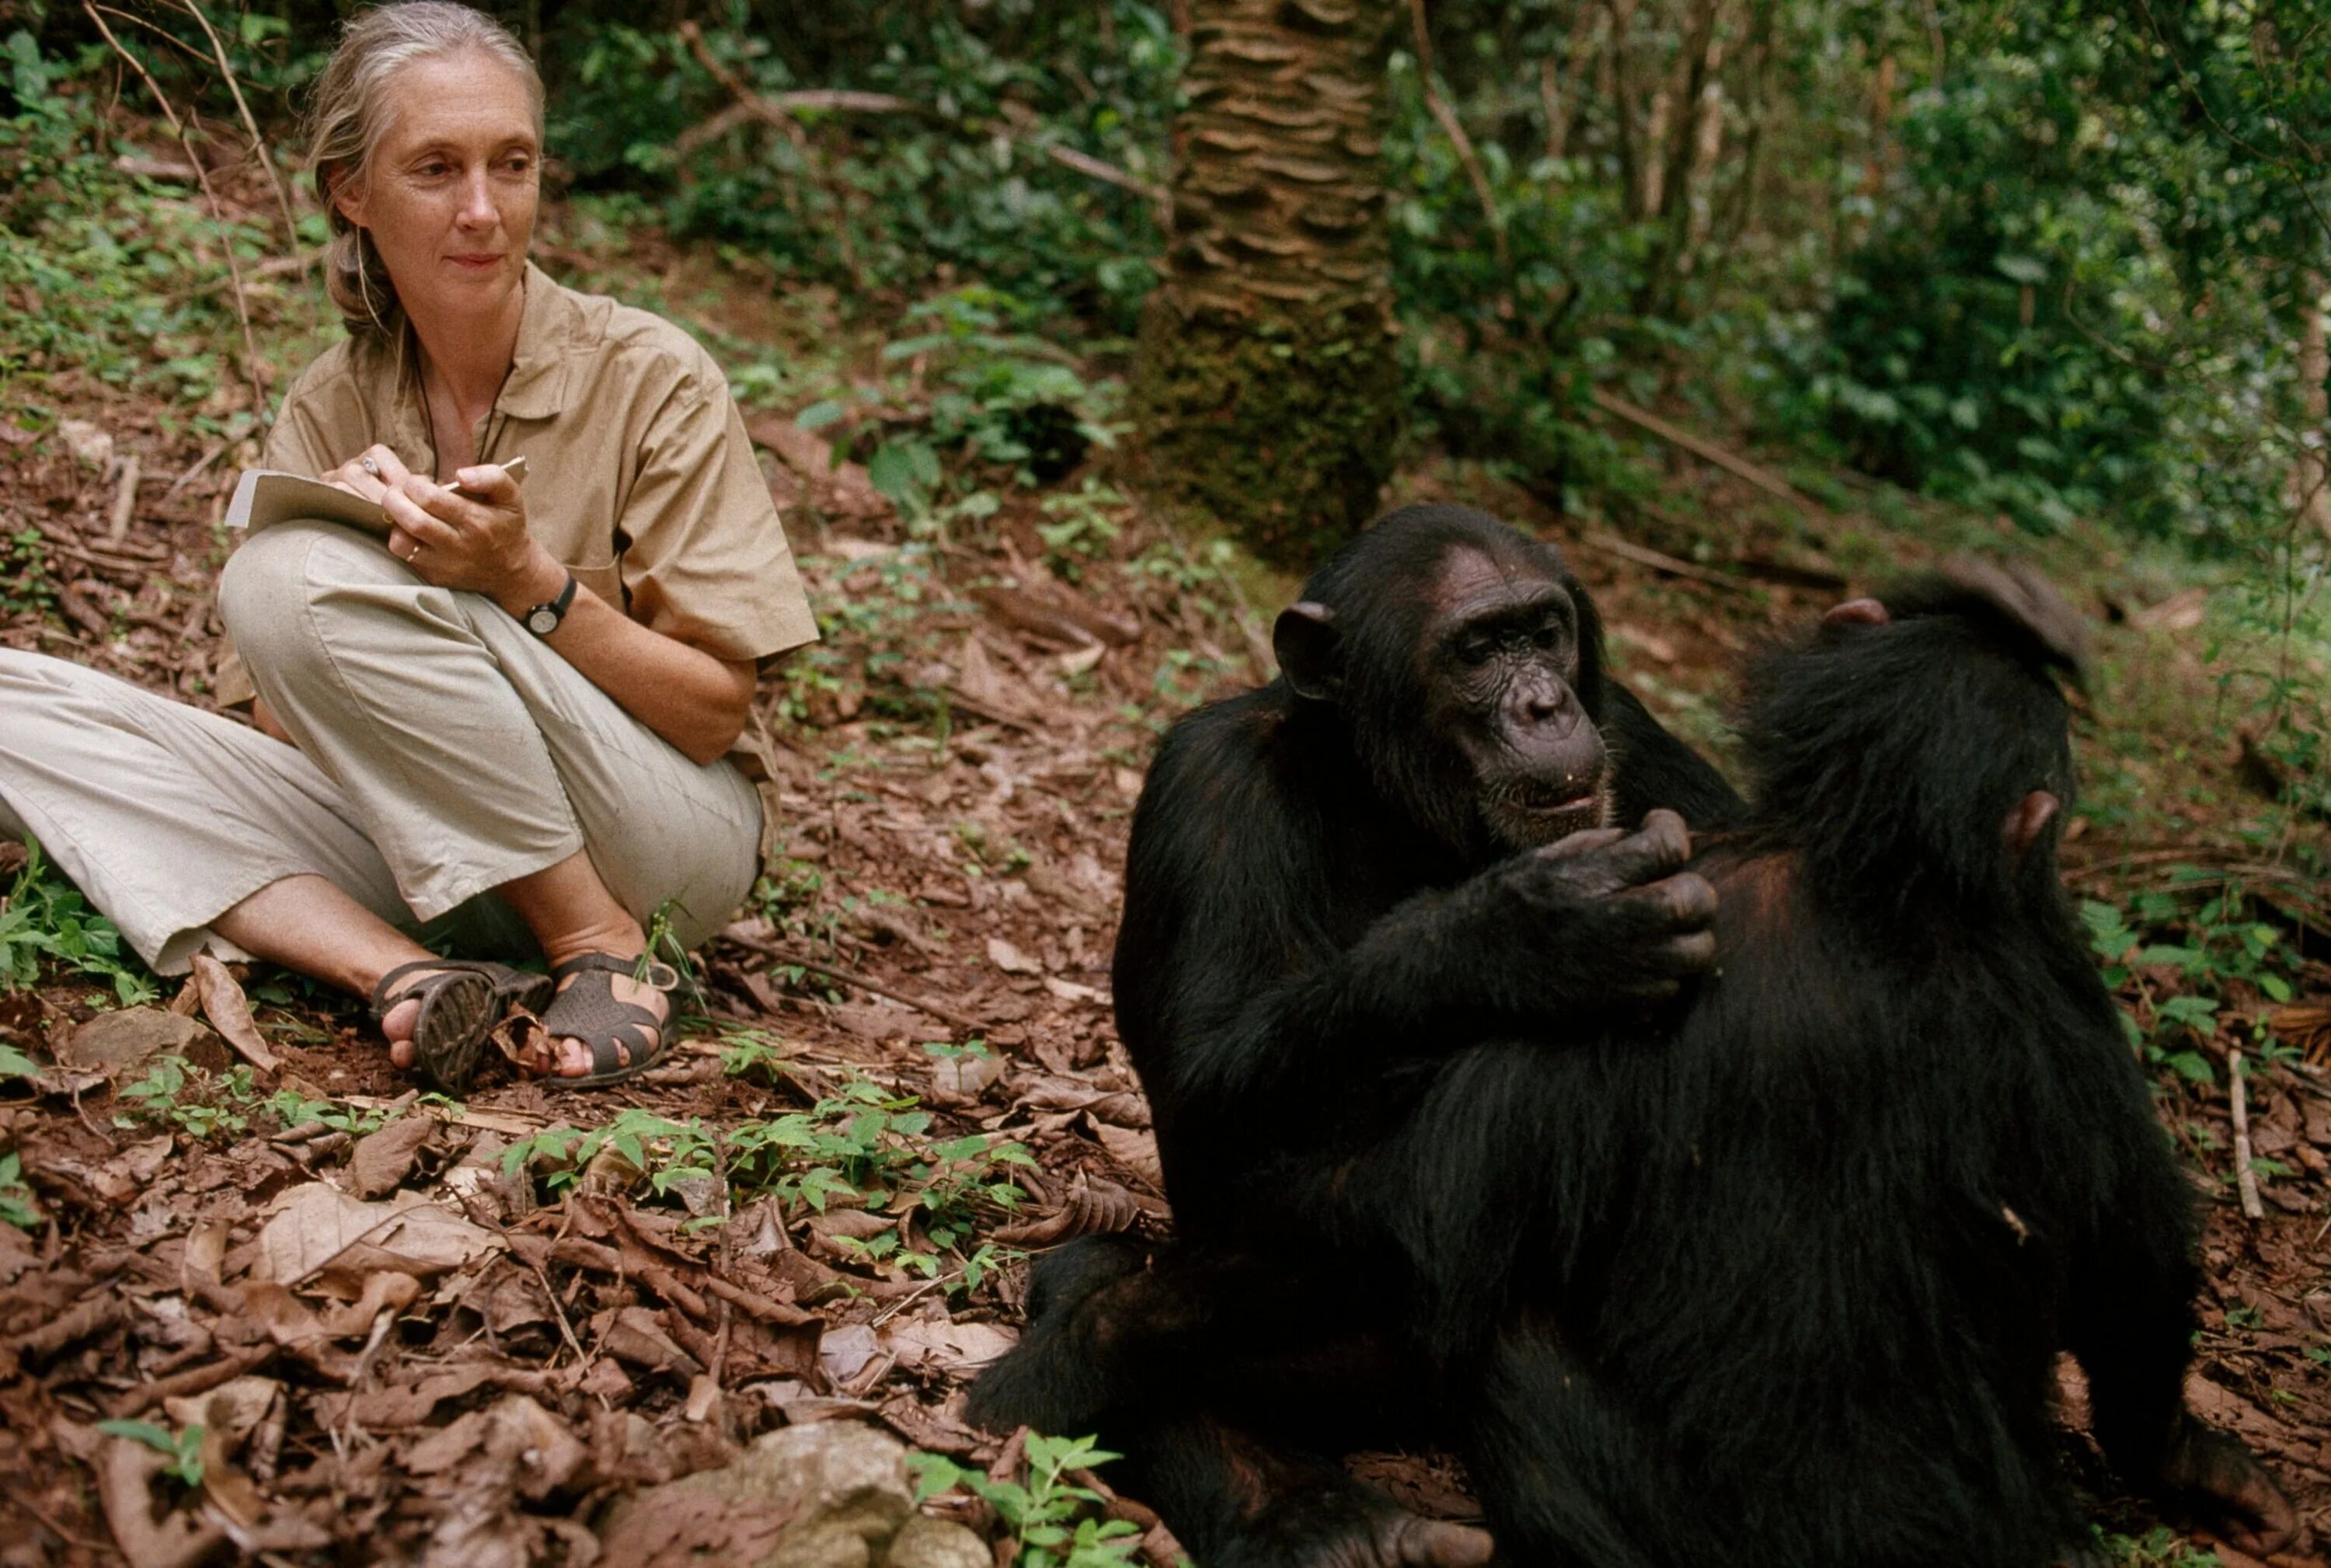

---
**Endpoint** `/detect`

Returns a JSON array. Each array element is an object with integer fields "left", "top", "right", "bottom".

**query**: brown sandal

[
  {"left": 370, "top": 960, "right": 553, "bottom": 1095},
  {"left": 535, "top": 953, "right": 679, "bottom": 1088}
]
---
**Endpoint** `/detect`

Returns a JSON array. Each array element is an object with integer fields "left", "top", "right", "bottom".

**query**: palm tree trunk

[{"left": 1133, "top": 0, "right": 1402, "bottom": 566}]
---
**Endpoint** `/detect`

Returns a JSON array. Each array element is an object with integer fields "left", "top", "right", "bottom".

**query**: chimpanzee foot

[
  {"left": 1267, "top": 1505, "right": 1493, "bottom": 1568},
  {"left": 1364, "top": 1514, "right": 1496, "bottom": 1568}
]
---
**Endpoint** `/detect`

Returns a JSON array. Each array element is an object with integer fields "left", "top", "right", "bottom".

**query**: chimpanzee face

[{"left": 1424, "top": 549, "right": 1611, "bottom": 850}]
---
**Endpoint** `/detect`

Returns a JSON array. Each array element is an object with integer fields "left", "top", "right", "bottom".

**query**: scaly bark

[{"left": 1134, "top": 0, "right": 1402, "bottom": 568}]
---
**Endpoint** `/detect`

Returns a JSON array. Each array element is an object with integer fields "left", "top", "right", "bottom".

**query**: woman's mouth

[{"left": 448, "top": 253, "right": 502, "bottom": 270}]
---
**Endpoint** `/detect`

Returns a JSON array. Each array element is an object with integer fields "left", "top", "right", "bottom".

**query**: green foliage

[
  {"left": 117, "top": 1056, "right": 258, "bottom": 1139},
  {"left": 544, "top": 4, "right": 1178, "bottom": 326},
  {"left": 908, "top": 1434, "right": 1142, "bottom": 1568},
  {"left": 2082, "top": 874, "right": 2307, "bottom": 1092},
  {"left": 0, "top": 32, "right": 298, "bottom": 416},
  {"left": 0, "top": 1151, "right": 40, "bottom": 1230},
  {"left": 2094, "top": 1524, "right": 2221, "bottom": 1568},
  {"left": 96, "top": 1419, "right": 205, "bottom": 1487},
  {"left": 0, "top": 841, "right": 158, "bottom": 1006},
  {"left": 500, "top": 1072, "right": 1029, "bottom": 1274}
]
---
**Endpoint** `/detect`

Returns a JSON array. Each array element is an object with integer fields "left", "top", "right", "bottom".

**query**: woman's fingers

[{"left": 381, "top": 483, "right": 465, "bottom": 548}]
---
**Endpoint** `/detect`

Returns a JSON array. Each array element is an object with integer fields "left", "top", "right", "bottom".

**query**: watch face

[{"left": 528, "top": 607, "right": 558, "bottom": 635}]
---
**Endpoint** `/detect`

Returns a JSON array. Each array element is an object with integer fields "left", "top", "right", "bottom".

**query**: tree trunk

[
  {"left": 2293, "top": 271, "right": 2331, "bottom": 546},
  {"left": 1133, "top": 0, "right": 1402, "bottom": 568}
]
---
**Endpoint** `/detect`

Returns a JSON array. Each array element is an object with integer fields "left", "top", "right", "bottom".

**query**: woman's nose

[{"left": 457, "top": 171, "right": 497, "bottom": 226}]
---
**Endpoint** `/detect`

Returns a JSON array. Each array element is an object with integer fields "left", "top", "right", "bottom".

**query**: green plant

[
  {"left": 908, "top": 1434, "right": 1142, "bottom": 1568},
  {"left": 0, "top": 1151, "right": 40, "bottom": 1229},
  {"left": 117, "top": 1057, "right": 257, "bottom": 1140},
  {"left": 0, "top": 839, "right": 158, "bottom": 1005},
  {"left": 503, "top": 1106, "right": 718, "bottom": 1197},
  {"left": 96, "top": 1419, "right": 205, "bottom": 1487}
]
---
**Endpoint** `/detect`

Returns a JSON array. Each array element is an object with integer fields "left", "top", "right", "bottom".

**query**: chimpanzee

[
  {"left": 976, "top": 563, "right": 2299, "bottom": 1566},
  {"left": 1110, "top": 504, "right": 1743, "bottom": 1244},
  {"left": 977, "top": 504, "right": 1747, "bottom": 1564}
]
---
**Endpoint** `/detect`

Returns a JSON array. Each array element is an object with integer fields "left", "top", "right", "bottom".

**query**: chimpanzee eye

[
  {"left": 1455, "top": 632, "right": 1496, "bottom": 665},
  {"left": 1530, "top": 624, "right": 1564, "bottom": 651}
]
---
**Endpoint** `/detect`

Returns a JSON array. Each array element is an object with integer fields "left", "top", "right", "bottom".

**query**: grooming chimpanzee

[
  {"left": 1111, "top": 504, "right": 1742, "bottom": 1243},
  {"left": 977, "top": 504, "right": 1747, "bottom": 1565},
  {"left": 977, "top": 563, "right": 2298, "bottom": 1566}
]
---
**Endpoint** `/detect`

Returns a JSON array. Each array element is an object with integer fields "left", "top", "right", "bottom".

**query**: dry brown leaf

[
  {"left": 252, "top": 1181, "right": 497, "bottom": 1287},
  {"left": 190, "top": 953, "right": 280, "bottom": 1073},
  {"left": 1095, "top": 1124, "right": 1163, "bottom": 1190},
  {"left": 986, "top": 936, "right": 1043, "bottom": 976},
  {"left": 347, "top": 1113, "right": 434, "bottom": 1199},
  {"left": 57, "top": 1007, "right": 207, "bottom": 1075}
]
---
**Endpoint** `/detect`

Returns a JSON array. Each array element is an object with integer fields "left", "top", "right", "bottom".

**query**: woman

[{"left": 0, "top": 2, "right": 817, "bottom": 1089}]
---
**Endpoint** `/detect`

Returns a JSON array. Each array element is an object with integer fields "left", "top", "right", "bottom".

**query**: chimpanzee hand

[
  {"left": 2155, "top": 1414, "right": 2298, "bottom": 1557},
  {"left": 1483, "top": 807, "right": 1719, "bottom": 1008}
]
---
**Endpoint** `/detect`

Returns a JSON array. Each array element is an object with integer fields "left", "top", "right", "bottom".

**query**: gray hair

[{"left": 305, "top": 2, "right": 544, "bottom": 340}]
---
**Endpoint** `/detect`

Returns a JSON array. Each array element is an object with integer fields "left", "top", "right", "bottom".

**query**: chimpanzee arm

[
  {"left": 1601, "top": 681, "right": 1747, "bottom": 832},
  {"left": 1114, "top": 719, "right": 1713, "bottom": 1129},
  {"left": 2061, "top": 1074, "right": 2297, "bottom": 1553}
]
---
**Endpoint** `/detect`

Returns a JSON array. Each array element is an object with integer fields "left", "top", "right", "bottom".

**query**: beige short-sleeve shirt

[{"left": 218, "top": 263, "right": 817, "bottom": 778}]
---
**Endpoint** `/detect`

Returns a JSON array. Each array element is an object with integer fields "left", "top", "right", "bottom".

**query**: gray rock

[
  {"left": 598, "top": 1420, "right": 917, "bottom": 1568},
  {"left": 881, "top": 1516, "right": 990, "bottom": 1568}
]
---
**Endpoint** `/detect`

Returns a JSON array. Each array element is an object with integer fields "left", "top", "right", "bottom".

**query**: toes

[
  {"left": 380, "top": 997, "right": 420, "bottom": 1043},
  {"left": 389, "top": 1039, "right": 416, "bottom": 1069},
  {"left": 1382, "top": 1518, "right": 1496, "bottom": 1568}
]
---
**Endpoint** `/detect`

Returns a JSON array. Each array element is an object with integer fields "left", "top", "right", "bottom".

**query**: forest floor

[{"left": 2, "top": 211, "right": 2330, "bottom": 1568}]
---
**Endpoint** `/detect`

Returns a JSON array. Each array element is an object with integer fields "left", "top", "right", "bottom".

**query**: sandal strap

[
  {"left": 549, "top": 951, "right": 681, "bottom": 991},
  {"left": 371, "top": 956, "right": 458, "bottom": 1015},
  {"left": 371, "top": 957, "right": 549, "bottom": 1016}
]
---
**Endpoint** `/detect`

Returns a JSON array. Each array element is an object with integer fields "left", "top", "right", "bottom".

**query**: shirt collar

[{"left": 492, "top": 261, "right": 579, "bottom": 420}]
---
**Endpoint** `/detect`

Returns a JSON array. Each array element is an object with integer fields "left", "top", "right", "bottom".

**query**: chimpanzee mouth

[{"left": 1486, "top": 777, "right": 1611, "bottom": 847}]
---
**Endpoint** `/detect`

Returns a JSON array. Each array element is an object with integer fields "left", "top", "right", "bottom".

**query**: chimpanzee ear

[
  {"left": 1274, "top": 602, "right": 1341, "bottom": 702},
  {"left": 1824, "top": 598, "right": 1890, "bottom": 629},
  {"left": 2002, "top": 790, "right": 2060, "bottom": 859}
]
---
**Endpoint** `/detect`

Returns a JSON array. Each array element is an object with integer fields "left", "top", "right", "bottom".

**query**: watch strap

[{"left": 524, "top": 570, "right": 577, "bottom": 637}]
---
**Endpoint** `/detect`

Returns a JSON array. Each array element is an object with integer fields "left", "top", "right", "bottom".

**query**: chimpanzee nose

[{"left": 1517, "top": 685, "right": 1576, "bottom": 731}]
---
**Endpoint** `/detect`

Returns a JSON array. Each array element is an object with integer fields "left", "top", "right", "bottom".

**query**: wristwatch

[{"left": 523, "top": 571, "right": 577, "bottom": 637}]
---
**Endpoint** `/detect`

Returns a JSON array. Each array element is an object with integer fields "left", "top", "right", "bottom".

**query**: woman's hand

[
  {"left": 319, "top": 442, "right": 411, "bottom": 503},
  {"left": 381, "top": 462, "right": 566, "bottom": 615}
]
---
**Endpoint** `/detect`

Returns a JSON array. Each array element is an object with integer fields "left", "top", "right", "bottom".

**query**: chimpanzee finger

[
  {"left": 1522, "top": 811, "right": 1694, "bottom": 901},
  {"left": 1543, "top": 825, "right": 1628, "bottom": 859}
]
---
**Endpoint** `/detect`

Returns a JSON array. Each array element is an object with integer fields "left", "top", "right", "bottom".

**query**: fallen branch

[
  {"left": 1588, "top": 389, "right": 1825, "bottom": 516},
  {"left": 723, "top": 930, "right": 984, "bottom": 1032},
  {"left": 110, "top": 1344, "right": 277, "bottom": 1418},
  {"left": 1573, "top": 529, "right": 1754, "bottom": 593},
  {"left": 2229, "top": 1048, "right": 2265, "bottom": 1221}
]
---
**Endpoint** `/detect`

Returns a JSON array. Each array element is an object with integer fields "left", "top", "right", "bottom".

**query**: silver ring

[{"left": 361, "top": 455, "right": 381, "bottom": 477}]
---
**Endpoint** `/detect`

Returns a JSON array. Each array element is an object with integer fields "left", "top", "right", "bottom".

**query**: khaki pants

[{"left": 0, "top": 522, "right": 761, "bottom": 976}]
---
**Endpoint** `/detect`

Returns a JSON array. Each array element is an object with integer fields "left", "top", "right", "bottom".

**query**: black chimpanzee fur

[
  {"left": 978, "top": 504, "right": 1747, "bottom": 1564},
  {"left": 1111, "top": 504, "right": 1740, "bottom": 1243},
  {"left": 972, "top": 549, "right": 2298, "bottom": 1566}
]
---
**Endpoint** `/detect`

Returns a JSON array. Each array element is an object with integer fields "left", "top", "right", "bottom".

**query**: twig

[
  {"left": 1588, "top": 389, "right": 1825, "bottom": 516},
  {"left": 106, "top": 454, "right": 141, "bottom": 545},
  {"left": 723, "top": 930, "right": 984, "bottom": 1031},
  {"left": 81, "top": 2, "right": 268, "bottom": 416},
  {"left": 2229, "top": 1047, "right": 2266, "bottom": 1221},
  {"left": 170, "top": 0, "right": 301, "bottom": 256},
  {"left": 1573, "top": 528, "right": 1754, "bottom": 593},
  {"left": 1407, "top": 0, "right": 1510, "bottom": 274},
  {"left": 110, "top": 1343, "right": 276, "bottom": 1416}
]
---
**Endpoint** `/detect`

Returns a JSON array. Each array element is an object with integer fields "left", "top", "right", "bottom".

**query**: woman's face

[{"left": 336, "top": 50, "right": 539, "bottom": 327}]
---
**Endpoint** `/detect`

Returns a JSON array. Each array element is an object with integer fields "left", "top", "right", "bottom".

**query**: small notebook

[{"left": 225, "top": 455, "right": 529, "bottom": 535}]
